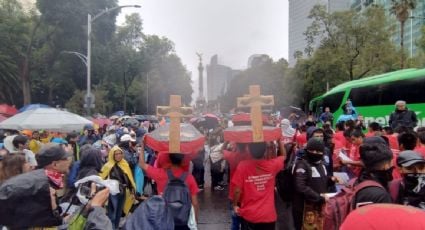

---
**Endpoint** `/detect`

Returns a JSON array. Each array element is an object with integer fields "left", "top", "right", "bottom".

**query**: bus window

[
  {"left": 322, "top": 92, "right": 345, "bottom": 113},
  {"left": 350, "top": 77, "right": 425, "bottom": 106},
  {"left": 349, "top": 85, "right": 382, "bottom": 106},
  {"left": 381, "top": 78, "right": 425, "bottom": 104}
]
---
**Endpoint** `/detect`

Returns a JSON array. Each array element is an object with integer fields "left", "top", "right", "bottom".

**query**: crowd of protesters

[{"left": 0, "top": 99, "right": 424, "bottom": 230}]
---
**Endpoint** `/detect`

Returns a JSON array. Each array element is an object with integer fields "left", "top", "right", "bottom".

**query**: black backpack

[
  {"left": 163, "top": 169, "right": 192, "bottom": 226},
  {"left": 276, "top": 143, "right": 298, "bottom": 202}
]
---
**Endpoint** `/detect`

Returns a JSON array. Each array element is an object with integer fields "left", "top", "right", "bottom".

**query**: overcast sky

[{"left": 118, "top": 0, "right": 289, "bottom": 99}]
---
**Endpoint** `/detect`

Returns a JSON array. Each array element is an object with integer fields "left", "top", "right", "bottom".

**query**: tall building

[
  {"left": 350, "top": 0, "right": 425, "bottom": 57},
  {"left": 206, "top": 55, "right": 239, "bottom": 102},
  {"left": 288, "top": 0, "right": 350, "bottom": 67}
]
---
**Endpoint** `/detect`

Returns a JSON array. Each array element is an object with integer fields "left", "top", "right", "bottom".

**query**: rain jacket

[
  {"left": 0, "top": 169, "right": 63, "bottom": 228},
  {"left": 100, "top": 146, "right": 136, "bottom": 215}
]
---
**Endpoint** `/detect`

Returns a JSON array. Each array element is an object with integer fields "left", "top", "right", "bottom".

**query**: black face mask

[
  {"left": 371, "top": 167, "right": 394, "bottom": 187},
  {"left": 404, "top": 174, "right": 425, "bottom": 196},
  {"left": 305, "top": 151, "right": 323, "bottom": 163}
]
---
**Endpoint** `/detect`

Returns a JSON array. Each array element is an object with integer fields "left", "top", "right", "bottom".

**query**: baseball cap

[
  {"left": 397, "top": 150, "right": 425, "bottom": 167},
  {"left": 120, "top": 134, "right": 136, "bottom": 142},
  {"left": 36, "top": 145, "right": 71, "bottom": 168}
]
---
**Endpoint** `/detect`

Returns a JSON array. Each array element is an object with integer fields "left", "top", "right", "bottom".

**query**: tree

[
  {"left": 0, "top": 0, "right": 32, "bottom": 105},
  {"left": 220, "top": 56, "right": 292, "bottom": 112},
  {"left": 291, "top": 5, "right": 400, "bottom": 108},
  {"left": 390, "top": 0, "right": 416, "bottom": 69}
]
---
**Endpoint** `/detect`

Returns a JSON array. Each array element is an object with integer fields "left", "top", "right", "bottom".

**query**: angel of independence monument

[{"left": 195, "top": 53, "right": 206, "bottom": 113}]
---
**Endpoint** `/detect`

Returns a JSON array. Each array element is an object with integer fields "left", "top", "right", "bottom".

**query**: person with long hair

[{"left": 0, "top": 153, "right": 32, "bottom": 184}]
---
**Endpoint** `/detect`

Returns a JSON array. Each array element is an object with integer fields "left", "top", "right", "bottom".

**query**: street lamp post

[{"left": 85, "top": 4, "right": 141, "bottom": 116}]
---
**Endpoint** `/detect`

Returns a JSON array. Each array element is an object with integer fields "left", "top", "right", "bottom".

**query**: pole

[
  {"left": 146, "top": 72, "right": 149, "bottom": 114},
  {"left": 410, "top": 11, "right": 413, "bottom": 57},
  {"left": 87, "top": 14, "right": 92, "bottom": 116}
]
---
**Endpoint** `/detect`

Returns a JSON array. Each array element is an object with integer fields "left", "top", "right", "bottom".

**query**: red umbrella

[
  {"left": 92, "top": 118, "right": 112, "bottom": 127},
  {"left": 232, "top": 113, "right": 270, "bottom": 125},
  {"left": 144, "top": 123, "right": 205, "bottom": 155},
  {"left": 203, "top": 113, "right": 220, "bottom": 121},
  {"left": 224, "top": 125, "right": 281, "bottom": 143},
  {"left": 0, "top": 104, "right": 17, "bottom": 117}
]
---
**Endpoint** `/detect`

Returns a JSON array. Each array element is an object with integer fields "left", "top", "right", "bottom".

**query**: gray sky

[{"left": 118, "top": 0, "right": 289, "bottom": 99}]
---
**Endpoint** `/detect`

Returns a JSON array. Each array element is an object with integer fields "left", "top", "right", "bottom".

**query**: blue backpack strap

[
  {"left": 179, "top": 172, "right": 188, "bottom": 182},
  {"left": 166, "top": 169, "right": 176, "bottom": 181}
]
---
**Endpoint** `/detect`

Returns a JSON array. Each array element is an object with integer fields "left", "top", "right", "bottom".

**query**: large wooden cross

[
  {"left": 237, "top": 85, "right": 274, "bottom": 142},
  {"left": 157, "top": 95, "right": 193, "bottom": 153}
]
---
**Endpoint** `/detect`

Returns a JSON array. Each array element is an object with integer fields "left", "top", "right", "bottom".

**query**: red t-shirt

[
  {"left": 385, "top": 135, "right": 399, "bottom": 151},
  {"left": 296, "top": 133, "right": 307, "bottom": 148},
  {"left": 223, "top": 150, "right": 252, "bottom": 200},
  {"left": 349, "top": 144, "right": 362, "bottom": 177},
  {"left": 414, "top": 145, "right": 425, "bottom": 158},
  {"left": 231, "top": 156, "right": 284, "bottom": 223},
  {"left": 145, "top": 165, "right": 199, "bottom": 196}
]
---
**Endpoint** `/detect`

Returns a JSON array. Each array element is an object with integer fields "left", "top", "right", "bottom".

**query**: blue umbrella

[{"left": 18, "top": 104, "right": 51, "bottom": 113}]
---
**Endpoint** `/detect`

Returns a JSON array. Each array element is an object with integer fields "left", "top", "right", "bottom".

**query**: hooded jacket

[{"left": 100, "top": 145, "right": 136, "bottom": 215}]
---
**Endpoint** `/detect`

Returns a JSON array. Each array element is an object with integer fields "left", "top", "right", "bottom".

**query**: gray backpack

[{"left": 163, "top": 169, "right": 192, "bottom": 226}]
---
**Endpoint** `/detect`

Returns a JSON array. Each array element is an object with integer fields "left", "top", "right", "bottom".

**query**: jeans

[
  {"left": 107, "top": 193, "right": 125, "bottom": 229},
  {"left": 229, "top": 200, "right": 241, "bottom": 230}
]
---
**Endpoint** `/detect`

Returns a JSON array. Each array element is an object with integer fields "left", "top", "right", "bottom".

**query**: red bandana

[{"left": 45, "top": 169, "right": 64, "bottom": 189}]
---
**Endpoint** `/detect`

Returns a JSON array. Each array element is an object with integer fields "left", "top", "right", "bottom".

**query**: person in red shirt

[
  {"left": 138, "top": 151, "right": 200, "bottom": 224},
  {"left": 341, "top": 129, "right": 364, "bottom": 177},
  {"left": 232, "top": 142, "right": 284, "bottom": 230},
  {"left": 414, "top": 127, "right": 425, "bottom": 157},
  {"left": 295, "top": 125, "right": 307, "bottom": 149}
]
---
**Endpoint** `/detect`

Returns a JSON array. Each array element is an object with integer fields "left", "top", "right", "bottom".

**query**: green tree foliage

[
  {"left": 0, "top": 0, "right": 33, "bottom": 105},
  {"left": 390, "top": 0, "right": 416, "bottom": 68},
  {"left": 220, "top": 56, "right": 291, "bottom": 112},
  {"left": 0, "top": 1, "right": 193, "bottom": 116},
  {"left": 292, "top": 5, "right": 400, "bottom": 109}
]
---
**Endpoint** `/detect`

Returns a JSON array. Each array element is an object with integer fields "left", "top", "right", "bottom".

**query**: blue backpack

[
  {"left": 163, "top": 169, "right": 192, "bottom": 226},
  {"left": 124, "top": 195, "right": 174, "bottom": 230}
]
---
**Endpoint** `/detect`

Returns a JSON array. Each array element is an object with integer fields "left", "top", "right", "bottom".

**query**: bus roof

[{"left": 323, "top": 68, "right": 425, "bottom": 96}]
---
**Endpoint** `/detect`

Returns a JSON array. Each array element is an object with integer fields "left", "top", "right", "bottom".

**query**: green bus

[{"left": 309, "top": 68, "right": 425, "bottom": 128}]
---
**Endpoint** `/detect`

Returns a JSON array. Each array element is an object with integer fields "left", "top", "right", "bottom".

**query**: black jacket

[
  {"left": 389, "top": 109, "right": 418, "bottom": 129},
  {"left": 0, "top": 169, "right": 63, "bottom": 228},
  {"left": 354, "top": 173, "right": 392, "bottom": 209},
  {"left": 292, "top": 159, "right": 334, "bottom": 230}
]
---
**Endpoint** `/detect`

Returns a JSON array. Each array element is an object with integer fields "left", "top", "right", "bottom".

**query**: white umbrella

[{"left": 0, "top": 108, "right": 92, "bottom": 132}]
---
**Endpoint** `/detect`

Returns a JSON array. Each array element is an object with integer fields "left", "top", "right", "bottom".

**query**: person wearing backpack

[
  {"left": 390, "top": 150, "right": 425, "bottom": 209},
  {"left": 139, "top": 151, "right": 199, "bottom": 230},
  {"left": 292, "top": 138, "right": 337, "bottom": 230},
  {"left": 353, "top": 142, "right": 394, "bottom": 207}
]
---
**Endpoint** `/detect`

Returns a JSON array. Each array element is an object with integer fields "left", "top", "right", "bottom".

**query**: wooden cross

[
  {"left": 157, "top": 95, "right": 193, "bottom": 153},
  {"left": 237, "top": 85, "right": 274, "bottom": 142}
]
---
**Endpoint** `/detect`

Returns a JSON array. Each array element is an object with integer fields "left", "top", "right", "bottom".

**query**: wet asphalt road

[{"left": 195, "top": 162, "right": 294, "bottom": 230}]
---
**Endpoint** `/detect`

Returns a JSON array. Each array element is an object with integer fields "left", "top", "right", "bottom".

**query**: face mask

[
  {"left": 404, "top": 174, "right": 425, "bottom": 195},
  {"left": 371, "top": 167, "right": 394, "bottom": 187},
  {"left": 306, "top": 151, "right": 323, "bottom": 163}
]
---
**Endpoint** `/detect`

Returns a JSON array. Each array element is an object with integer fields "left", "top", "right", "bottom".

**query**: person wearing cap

[
  {"left": 79, "top": 124, "right": 100, "bottom": 146},
  {"left": 390, "top": 150, "right": 425, "bottom": 209},
  {"left": 292, "top": 138, "right": 337, "bottom": 230},
  {"left": 389, "top": 100, "right": 417, "bottom": 130},
  {"left": 352, "top": 142, "right": 393, "bottom": 209},
  {"left": 119, "top": 133, "right": 138, "bottom": 171}
]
